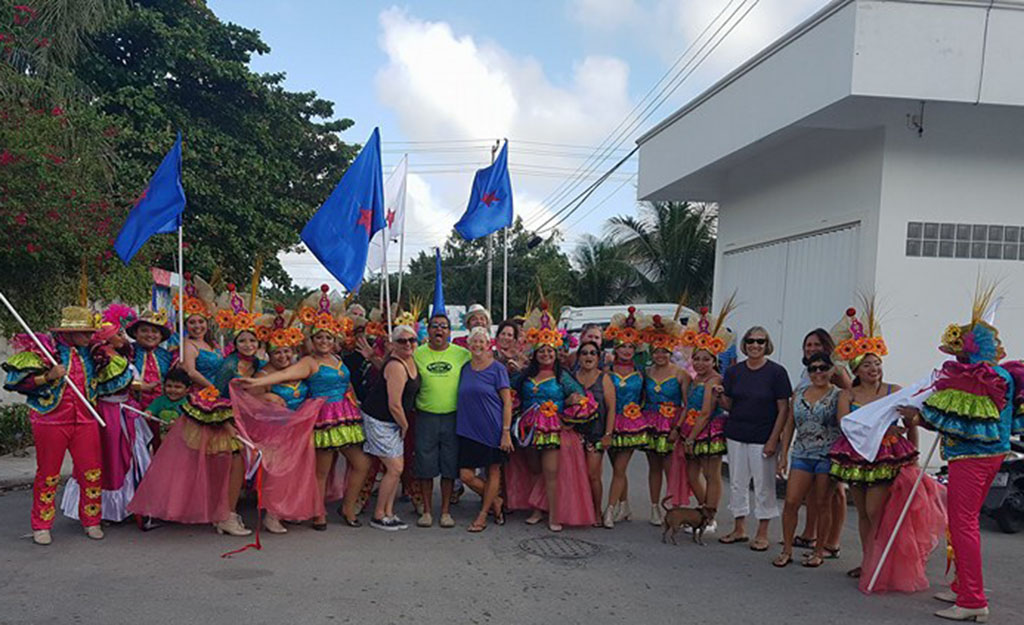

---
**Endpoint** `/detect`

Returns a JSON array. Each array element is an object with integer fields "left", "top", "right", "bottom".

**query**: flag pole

[
  {"left": 502, "top": 223, "right": 508, "bottom": 320},
  {"left": 395, "top": 154, "right": 408, "bottom": 308},
  {"left": 865, "top": 433, "right": 941, "bottom": 592},
  {"left": 177, "top": 224, "right": 184, "bottom": 349},
  {"left": 485, "top": 140, "right": 499, "bottom": 316},
  {"left": 0, "top": 290, "right": 106, "bottom": 427},
  {"left": 383, "top": 244, "right": 393, "bottom": 335}
]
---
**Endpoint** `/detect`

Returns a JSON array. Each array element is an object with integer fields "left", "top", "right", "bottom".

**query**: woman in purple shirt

[{"left": 456, "top": 327, "right": 514, "bottom": 532}]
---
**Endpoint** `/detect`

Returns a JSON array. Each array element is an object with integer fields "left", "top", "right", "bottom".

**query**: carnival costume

[
  {"left": 640, "top": 314, "right": 685, "bottom": 455},
  {"left": 3, "top": 306, "right": 104, "bottom": 534},
  {"left": 126, "top": 309, "right": 176, "bottom": 410},
  {"left": 605, "top": 306, "right": 649, "bottom": 450},
  {"left": 255, "top": 305, "right": 309, "bottom": 410},
  {"left": 678, "top": 305, "right": 733, "bottom": 457},
  {"left": 915, "top": 287, "right": 1021, "bottom": 612},
  {"left": 297, "top": 285, "right": 364, "bottom": 449},
  {"left": 62, "top": 304, "right": 153, "bottom": 522},
  {"left": 827, "top": 305, "right": 917, "bottom": 485}
]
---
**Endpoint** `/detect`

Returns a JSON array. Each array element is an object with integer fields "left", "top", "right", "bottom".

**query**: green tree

[
  {"left": 569, "top": 234, "right": 641, "bottom": 306},
  {"left": 607, "top": 201, "right": 717, "bottom": 305},
  {"left": 70, "top": 0, "right": 358, "bottom": 290}
]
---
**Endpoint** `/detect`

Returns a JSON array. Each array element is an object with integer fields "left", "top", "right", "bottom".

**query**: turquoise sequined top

[
  {"left": 307, "top": 360, "right": 352, "bottom": 404},
  {"left": 195, "top": 348, "right": 224, "bottom": 383},
  {"left": 519, "top": 372, "right": 582, "bottom": 412},
  {"left": 610, "top": 370, "right": 644, "bottom": 411},
  {"left": 270, "top": 380, "right": 309, "bottom": 411},
  {"left": 645, "top": 375, "right": 682, "bottom": 407}
]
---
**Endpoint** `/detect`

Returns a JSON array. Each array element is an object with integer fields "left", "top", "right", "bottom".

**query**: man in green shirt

[{"left": 412, "top": 313, "right": 470, "bottom": 528}]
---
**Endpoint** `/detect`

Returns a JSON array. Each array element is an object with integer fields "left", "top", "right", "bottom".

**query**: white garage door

[{"left": 719, "top": 223, "right": 861, "bottom": 382}]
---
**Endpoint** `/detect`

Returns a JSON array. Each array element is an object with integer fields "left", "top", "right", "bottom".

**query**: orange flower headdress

[
  {"left": 172, "top": 272, "right": 216, "bottom": 320},
  {"left": 682, "top": 293, "right": 736, "bottom": 356},
  {"left": 296, "top": 284, "right": 349, "bottom": 338},
  {"left": 255, "top": 305, "right": 305, "bottom": 351},
  {"left": 831, "top": 294, "right": 888, "bottom": 370},
  {"left": 523, "top": 301, "right": 565, "bottom": 350},
  {"left": 604, "top": 306, "right": 645, "bottom": 347},
  {"left": 639, "top": 313, "right": 683, "bottom": 352},
  {"left": 214, "top": 282, "right": 262, "bottom": 337}
]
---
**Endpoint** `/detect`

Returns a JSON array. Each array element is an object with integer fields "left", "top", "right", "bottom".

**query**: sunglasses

[
  {"left": 745, "top": 338, "right": 767, "bottom": 345},
  {"left": 807, "top": 364, "right": 831, "bottom": 374},
  {"left": 429, "top": 323, "right": 449, "bottom": 330},
  {"left": 394, "top": 338, "right": 417, "bottom": 345}
]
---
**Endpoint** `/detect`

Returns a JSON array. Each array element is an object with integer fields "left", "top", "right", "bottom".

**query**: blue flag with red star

[
  {"left": 113, "top": 133, "right": 185, "bottom": 264},
  {"left": 301, "top": 127, "right": 386, "bottom": 293},
  {"left": 455, "top": 141, "right": 513, "bottom": 240}
]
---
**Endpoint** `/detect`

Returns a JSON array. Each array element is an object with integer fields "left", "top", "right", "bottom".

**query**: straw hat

[{"left": 50, "top": 306, "right": 99, "bottom": 333}]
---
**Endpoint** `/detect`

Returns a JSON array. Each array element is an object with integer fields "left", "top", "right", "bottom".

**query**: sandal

[
  {"left": 467, "top": 520, "right": 487, "bottom": 533},
  {"left": 803, "top": 554, "right": 825, "bottom": 568},
  {"left": 718, "top": 533, "right": 750, "bottom": 545},
  {"left": 772, "top": 552, "right": 793, "bottom": 568},
  {"left": 548, "top": 523, "right": 563, "bottom": 533},
  {"left": 750, "top": 538, "right": 771, "bottom": 552},
  {"left": 792, "top": 536, "right": 817, "bottom": 549},
  {"left": 846, "top": 566, "right": 862, "bottom": 578},
  {"left": 822, "top": 545, "right": 841, "bottom": 559},
  {"left": 525, "top": 512, "right": 544, "bottom": 525}
]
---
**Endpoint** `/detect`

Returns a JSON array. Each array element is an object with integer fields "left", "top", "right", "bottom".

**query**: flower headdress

[
  {"left": 523, "top": 301, "right": 566, "bottom": 350},
  {"left": 214, "top": 282, "right": 262, "bottom": 336},
  {"left": 172, "top": 272, "right": 216, "bottom": 319},
  {"left": 682, "top": 293, "right": 736, "bottom": 356},
  {"left": 255, "top": 305, "right": 305, "bottom": 351},
  {"left": 640, "top": 313, "right": 684, "bottom": 352},
  {"left": 296, "top": 285, "right": 350, "bottom": 338},
  {"left": 939, "top": 279, "right": 1005, "bottom": 365},
  {"left": 126, "top": 308, "right": 172, "bottom": 342},
  {"left": 604, "top": 306, "right": 645, "bottom": 347},
  {"left": 365, "top": 305, "right": 394, "bottom": 341},
  {"left": 832, "top": 295, "right": 888, "bottom": 369},
  {"left": 93, "top": 303, "right": 138, "bottom": 343}
]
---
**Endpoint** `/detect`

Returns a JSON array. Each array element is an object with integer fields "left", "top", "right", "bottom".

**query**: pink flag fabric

[
  {"left": 229, "top": 382, "right": 325, "bottom": 521},
  {"left": 524, "top": 430, "right": 597, "bottom": 526},
  {"left": 664, "top": 444, "right": 693, "bottom": 507}
]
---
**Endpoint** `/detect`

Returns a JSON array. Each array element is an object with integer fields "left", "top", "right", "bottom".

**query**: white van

[{"left": 557, "top": 303, "right": 697, "bottom": 333}]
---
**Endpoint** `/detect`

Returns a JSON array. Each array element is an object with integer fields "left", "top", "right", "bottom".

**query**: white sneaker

[
  {"left": 934, "top": 605, "right": 988, "bottom": 622},
  {"left": 602, "top": 507, "right": 615, "bottom": 529},
  {"left": 614, "top": 501, "right": 632, "bottom": 522},
  {"left": 84, "top": 525, "right": 104, "bottom": 540},
  {"left": 705, "top": 520, "right": 718, "bottom": 534},
  {"left": 649, "top": 503, "right": 663, "bottom": 526},
  {"left": 214, "top": 513, "right": 252, "bottom": 537},
  {"left": 264, "top": 514, "right": 287, "bottom": 534},
  {"left": 33, "top": 530, "right": 52, "bottom": 545},
  {"left": 933, "top": 590, "right": 958, "bottom": 604}
]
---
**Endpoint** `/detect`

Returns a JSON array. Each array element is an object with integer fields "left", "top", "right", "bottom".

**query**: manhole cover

[{"left": 518, "top": 536, "right": 601, "bottom": 559}]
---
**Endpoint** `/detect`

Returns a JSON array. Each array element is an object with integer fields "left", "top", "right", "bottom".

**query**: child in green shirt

[{"left": 145, "top": 367, "right": 191, "bottom": 435}]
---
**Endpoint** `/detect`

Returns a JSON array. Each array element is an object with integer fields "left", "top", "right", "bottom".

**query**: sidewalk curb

[{"left": 0, "top": 447, "right": 73, "bottom": 492}]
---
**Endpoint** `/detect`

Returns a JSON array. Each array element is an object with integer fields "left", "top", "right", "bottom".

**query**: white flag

[{"left": 367, "top": 155, "right": 408, "bottom": 273}]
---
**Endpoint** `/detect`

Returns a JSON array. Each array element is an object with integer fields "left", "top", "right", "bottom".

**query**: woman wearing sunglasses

[
  {"left": 716, "top": 326, "right": 792, "bottom": 552},
  {"left": 359, "top": 325, "right": 420, "bottom": 531},
  {"left": 572, "top": 341, "right": 616, "bottom": 526},
  {"left": 774, "top": 352, "right": 841, "bottom": 568}
]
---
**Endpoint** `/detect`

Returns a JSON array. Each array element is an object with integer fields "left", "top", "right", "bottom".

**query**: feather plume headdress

[
  {"left": 831, "top": 294, "right": 888, "bottom": 370},
  {"left": 682, "top": 293, "right": 736, "bottom": 356},
  {"left": 940, "top": 278, "right": 1005, "bottom": 364}
]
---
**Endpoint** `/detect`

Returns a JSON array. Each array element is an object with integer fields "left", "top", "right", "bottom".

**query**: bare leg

[
  {"left": 586, "top": 449, "right": 604, "bottom": 520},
  {"left": 687, "top": 459, "right": 707, "bottom": 505},
  {"left": 314, "top": 449, "right": 335, "bottom": 525},
  {"left": 419, "top": 478, "right": 434, "bottom": 516},
  {"left": 646, "top": 451, "right": 665, "bottom": 505},
  {"left": 475, "top": 464, "right": 502, "bottom": 527},
  {"left": 339, "top": 445, "right": 371, "bottom": 522},
  {"left": 810, "top": 474, "right": 834, "bottom": 562},
  {"left": 780, "top": 470, "right": 814, "bottom": 556},
  {"left": 374, "top": 456, "right": 404, "bottom": 520},
  {"left": 849, "top": 485, "right": 869, "bottom": 568},
  {"left": 440, "top": 478, "right": 454, "bottom": 517},
  {"left": 703, "top": 456, "right": 723, "bottom": 512},
  {"left": 459, "top": 468, "right": 487, "bottom": 498},
  {"left": 607, "top": 449, "right": 633, "bottom": 510},
  {"left": 799, "top": 490, "right": 818, "bottom": 543},
  {"left": 542, "top": 448, "right": 560, "bottom": 530},
  {"left": 825, "top": 484, "right": 847, "bottom": 550}
]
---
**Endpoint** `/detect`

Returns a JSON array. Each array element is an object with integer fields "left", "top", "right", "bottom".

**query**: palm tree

[
  {"left": 570, "top": 234, "right": 641, "bottom": 306},
  {"left": 607, "top": 201, "right": 717, "bottom": 304}
]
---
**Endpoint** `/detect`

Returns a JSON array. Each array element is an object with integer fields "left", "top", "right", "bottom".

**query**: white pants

[{"left": 726, "top": 439, "right": 779, "bottom": 520}]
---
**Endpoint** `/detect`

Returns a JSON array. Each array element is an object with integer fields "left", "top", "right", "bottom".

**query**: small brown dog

[{"left": 661, "top": 496, "right": 715, "bottom": 546}]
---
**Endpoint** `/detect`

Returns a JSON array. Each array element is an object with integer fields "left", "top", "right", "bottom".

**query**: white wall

[{"left": 873, "top": 100, "right": 1024, "bottom": 385}]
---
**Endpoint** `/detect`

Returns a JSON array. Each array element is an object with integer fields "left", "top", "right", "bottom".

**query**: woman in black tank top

[{"left": 573, "top": 341, "right": 617, "bottom": 527}]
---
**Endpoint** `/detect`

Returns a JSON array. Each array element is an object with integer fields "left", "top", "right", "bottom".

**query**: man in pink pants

[{"left": 905, "top": 296, "right": 1022, "bottom": 623}]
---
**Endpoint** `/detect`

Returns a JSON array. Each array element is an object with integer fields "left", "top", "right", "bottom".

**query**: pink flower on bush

[
  {"left": 13, "top": 6, "right": 38, "bottom": 26},
  {"left": 26, "top": 243, "right": 40, "bottom": 254},
  {"left": 15, "top": 213, "right": 27, "bottom": 226},
  {"left": 51, "top": 106, "right": 63, "bottom": 116},
  {"left": 0, "top": 149, "right": 15, "bottom": 166}
]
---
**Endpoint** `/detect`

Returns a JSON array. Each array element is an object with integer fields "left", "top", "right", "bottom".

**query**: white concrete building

[{"left": 637, "top": 0, "right": 1024, "bottom": 384}]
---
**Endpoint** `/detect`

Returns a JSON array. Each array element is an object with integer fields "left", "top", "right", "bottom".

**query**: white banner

[{"left": 367, "top": 155, "right": 408, "bottom": 273}]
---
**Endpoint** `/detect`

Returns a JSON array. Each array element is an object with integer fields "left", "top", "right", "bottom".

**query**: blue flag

[
  {"left": 301, "top": 128, "right": 386, "bottom": 293},
  {"left": 454, "top": 141, "right": 513, "bottom": 240},
  {"left": 114, "top": 133, "right": 186, "bottom": 264},
  {"left": 431, "top": 248, "right": 446, "bottom": 318}
]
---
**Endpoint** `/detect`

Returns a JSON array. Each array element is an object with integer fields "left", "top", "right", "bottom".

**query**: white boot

[
  {"left": 602, "top": 506, "right": 615, "bottom": 529},
  {"left": 935, "top": 605, "right": 988, "bottom": 622},
  {"left": 933, "top": 590, "right": 958, "bottom": 604},
  {"left": 649, "top": 503, "right": 663, "bottom": 526},
  {"left": 264, "top": 514, "right": 287, "bottom": 534},
  {"left": 214, "top": 513, "right": 252, "bottom": 537},
  {"left": 33, "top": 529, "right": 52, "bottom": 545},
  {"left": 84, "top": 525, "right": 104, "bottom": 540},
  {"left": 615, "top": 500, "right": 632, "bottom": 522}
]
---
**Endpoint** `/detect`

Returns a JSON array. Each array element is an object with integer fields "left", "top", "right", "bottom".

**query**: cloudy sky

[{"left": 207, "top": 0, "right": 829, "bottom": 292}]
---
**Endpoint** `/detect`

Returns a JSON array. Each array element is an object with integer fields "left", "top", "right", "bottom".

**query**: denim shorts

[
  {"left": 790, "top": 456, "right": 832, "bottom": 475},
  {"left": 413, "top": 411, "right": 458, "bottom": 480}
]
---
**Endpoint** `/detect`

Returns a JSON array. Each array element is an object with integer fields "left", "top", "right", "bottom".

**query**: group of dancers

[{"left": 4, "top": 274, "right": 1021, "bottom": 622}]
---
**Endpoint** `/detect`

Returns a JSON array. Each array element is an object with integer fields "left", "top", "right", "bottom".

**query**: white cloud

[{"left": 568, "top": 0, "right": 641, "bottom": 30}]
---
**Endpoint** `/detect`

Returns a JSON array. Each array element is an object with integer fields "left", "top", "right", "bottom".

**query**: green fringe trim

[
  {"left": 94, "top": 353, "right": 129, "bottom": 385},
  {"left": 531, "top": 431, "right": 561, "bottom": 449},
  {"left": 3, "top": 351, "right": 47, "bottom": 373},
  {"left": 691, "top": 439, "right": 727, "bottom": 457},
  {"left": 829, "top": 461, "right": 902, "bottom": 485},
  {"left": 610, "top": 431, "right": 649, "bottom": 450},
  {"left": 645, "top": 434, "right": 673, "bottom": 455},
  {"left": 920, "top": 406, "right": 1001, "bottom": 443},
  {"left": 924, "top": 389, "right": 1000, "bottom": 420},
  {"left": 181, "top": 402, "right": 234, "bottom": 425},
  {"left": 314, "top": 423, "right": 366, "bottom": 449}
]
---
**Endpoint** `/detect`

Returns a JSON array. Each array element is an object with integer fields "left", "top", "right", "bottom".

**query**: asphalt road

[{"left": 1, "top": 462, "right": 1021, "bottom": 625}]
